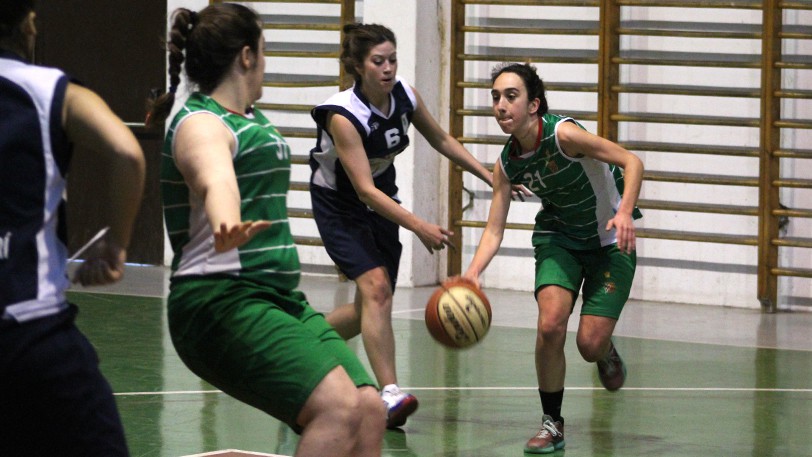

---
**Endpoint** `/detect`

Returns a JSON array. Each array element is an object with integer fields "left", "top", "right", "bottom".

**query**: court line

[{"left": 114, "top": 386, "right": 812, "bottom": 396}]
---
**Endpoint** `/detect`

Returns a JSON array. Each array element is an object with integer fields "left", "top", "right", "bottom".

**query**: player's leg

[
  {"left": 296, "top": 373, "right": 385, "bottom": 457},
  {"left": 575, "top": 315, "right": 618, "bottom": 362},
  {"left": 577, "top": 245, "right": 636, "bottom": 391},
  {"left": 299, "top": 302, "right": 385, "bottom": 456},
  {"left": 526, "top": 244, "right": 581, "bottom": 454},
  {"left": 535, "top": 285, "right": 576, "bottom": 391},
  {"left": 325, "top": 290, "right": 363, "bottom": 339},
  {"left": 0, "top": 306, "right": 128, "bottom": 457},
  {"left": 352, "top": 266, "right": 418, "bottom": 428},
  {"left": 167, "top": 279, "right": 381, "bottom": 454}
]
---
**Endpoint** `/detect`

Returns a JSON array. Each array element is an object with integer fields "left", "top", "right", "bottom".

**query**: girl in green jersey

[
  {"left": 464, "top": 63, "right": 644, "bottom": 454},
  {"left": 148, "top": 5, "right": 384, "bottom": 457}
]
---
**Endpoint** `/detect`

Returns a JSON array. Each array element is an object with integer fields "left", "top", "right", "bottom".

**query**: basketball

[{"left": 425, "top": 277, "right": 492, "bottom": 349}]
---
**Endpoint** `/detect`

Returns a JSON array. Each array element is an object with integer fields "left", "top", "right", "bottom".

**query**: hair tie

[{"left": 169, "top": 84, "right": 178, "bottom": 94}]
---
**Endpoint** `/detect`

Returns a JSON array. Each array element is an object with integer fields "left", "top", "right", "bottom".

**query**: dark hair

[
  {"left": 340, "top": 23, "right": 396, "bottom": 82},
  {"left": 147, "top": 3, "right": 262, "bottom": 127},
  {"left": 0, "top": 0, "right": 34, "bottom": 41},
  {"left": 491, "top": 62, "right": 548, "bottom": 117}
]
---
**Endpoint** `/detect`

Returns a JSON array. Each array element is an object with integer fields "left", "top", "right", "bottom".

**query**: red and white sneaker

[
  {"left": 381, "top": 384, "right": 418, "bottom": 429},
  {"left": 524, "top": 415, "right": 565, "bottom": 454}
]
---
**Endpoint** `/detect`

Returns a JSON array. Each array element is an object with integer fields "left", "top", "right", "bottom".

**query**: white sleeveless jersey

[
  {"left": 0, "top": 51, "right": 72, "bottom": 322},
  {"left": 310, "top": 76, "right": 416, "bottom": 200}
]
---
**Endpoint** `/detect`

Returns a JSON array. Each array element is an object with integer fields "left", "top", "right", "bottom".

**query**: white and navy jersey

[
  {"left": 310, "top": 76, "right": 416, "bottom": 199},
  {"left": 0, "top": 50, "right": 72, "bottom": 323}
]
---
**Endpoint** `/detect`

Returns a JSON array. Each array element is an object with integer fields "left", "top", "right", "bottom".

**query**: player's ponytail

[
  {"left": 146, "top": 8, "right": 195, "bottom": 127},
  {"left": 146, "top": 4, "right": 261, "bottom": 128}
]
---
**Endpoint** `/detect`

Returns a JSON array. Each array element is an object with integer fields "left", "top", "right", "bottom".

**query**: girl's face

[
  {"left": 358, "top": 41, "right": 398, "bottom": 95},
  {"left": 491, "top": 71, "right": 538, "bottom": 134}
]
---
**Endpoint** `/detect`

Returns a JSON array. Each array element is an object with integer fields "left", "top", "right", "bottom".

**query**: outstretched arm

[
  {"left": 463, "top": 161, "right": 513, "bottom": 288},
  {"left": 173, "top": 113, "right": 271, "bottom": 253},
  {"left": 557, "top": 121, "right": 643, "bottom": 254},
  {"left": 63, "top": 83, "right": 145, "bottom": 285},
  {"left": 410, "top": 87, "right": 493, "bottom": 187}
]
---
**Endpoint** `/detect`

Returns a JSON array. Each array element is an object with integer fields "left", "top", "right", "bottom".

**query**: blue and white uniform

[
  {"left": 0, "top": 50, "right": 71, "bottom": 323},
  {"left": 0, "top": 49, "right": 129, "bottom": 457},
  {"left": 309, "top": 76, "right": 417, "bottom": 285}
]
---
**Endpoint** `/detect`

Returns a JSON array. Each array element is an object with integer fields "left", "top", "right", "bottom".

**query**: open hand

[{"left": 214, "top": 220, "right": 272, "bottom": 252}]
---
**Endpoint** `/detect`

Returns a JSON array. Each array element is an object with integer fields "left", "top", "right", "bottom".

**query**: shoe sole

[
  {"left": 386, "top": 396, "right": 418, "bottom": 429},
  {"left": 524, "top": 440, "right": 565, "bottom": 454}
]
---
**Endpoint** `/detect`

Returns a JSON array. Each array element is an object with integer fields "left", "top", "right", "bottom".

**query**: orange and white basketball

[{"left": 425, "top": 277, "right": 492, "bottom": 349}]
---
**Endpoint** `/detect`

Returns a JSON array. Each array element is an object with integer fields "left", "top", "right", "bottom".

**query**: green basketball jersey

[
  {"left": 161, "top": 93, "right": 300, "bottom": 290},
  {"left": 498, "top": 113, "right": 641, "bottom": 250}
]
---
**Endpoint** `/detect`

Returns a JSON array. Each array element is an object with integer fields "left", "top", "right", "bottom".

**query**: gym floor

[{"left": 69, "top": 265, "right": 812, "bottom": 457}]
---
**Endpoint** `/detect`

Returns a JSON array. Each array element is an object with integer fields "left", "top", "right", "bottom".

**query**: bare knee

[
  {"left": 576, "top": 334, "right": 611, "bottom": 362},
  {"left": 359, "top": 387, "right": 386, "bottom": 428},
  {"left": 357, "top": 269, "right": 394, "bottom": 311},
  {"left": 538, "top": 318, "right": 567, "bottom": 348}
]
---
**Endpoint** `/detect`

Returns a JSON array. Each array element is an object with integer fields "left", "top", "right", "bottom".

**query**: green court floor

[{"left": 68, "top": 271, "right": 812, "bottom": 457}]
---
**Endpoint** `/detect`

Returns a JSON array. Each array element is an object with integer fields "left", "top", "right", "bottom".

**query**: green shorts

[
  {"left": 534, "top": 243, "right": 636, "bottom": 319},
  {"left": 167, "top": 275, "right": 375, "bottom": 431}
]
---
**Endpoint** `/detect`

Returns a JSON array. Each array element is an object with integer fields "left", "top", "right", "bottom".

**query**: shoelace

[{"left": 535, "top": 421, "right": 561, "bottom": 439}]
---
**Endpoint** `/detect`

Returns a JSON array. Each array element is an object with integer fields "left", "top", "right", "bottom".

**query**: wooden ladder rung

[
  {"left": 611, "top": 111, "right": 759, "bottom": 127},
  {"left": 291, "top": 155, "right": 310, "bottom": 166},
  {"left": 276, "top": 127, "right": 317, "bottom": 138},
  {"left": 618, "top": 20, "right": 761, "bottom": 38},
  {"left": 464, "top": 18, "right": 598, "bottom": 35},
  {"left": 256, "top": 103, "right": 314, "bottom": 113},
  {"left": 774, "top": 118, "right": 812, "bottom": 129},
  {"left": 772, "top": 178, "right": 812, "bottom": 189},
  {"left": 293, "top": 236, "right": 325, "bottom": 246},
  {"left": 776, "top": 55, "right": 812, "bottom": 69},
  {"left": 637, "top": 199, "right": 758, "bottom": 216},
  {"left": 261, "top": 14, "right": 341, "bottom": 30},
  {"left": 616, "top": 0, "right": 761, "bottom": 8},
  {"left": 236, "top": 0, "right": 340, "bottom": 3},
  {"left": 460, "top": 46, "right": 598, "bottom": 64},
  {"left": 770, "top": 267, "right": 812, "bottom": 278},
  {"left": 288, "top": 208, "right": 314, "bottom": 219},
  {"left": 773, "top": 148, "right": 812, "bottom": 159},
  {"left": 289, "top": 181, "right": 310, "bottom": 192},
  {"left": 620, "top": 141, "right": 759, "bottom": 157},
  {"left": 644, "top": 171, "right": 759, "bottom": 186},
  {"left": 454, "top": 221, "right": 760, "bottom": 246},
  {"left": 775, "top": 88, "right": 812, "bottom": 99},
  {"left": 773, "top": 207, "right": 812, "bottom": 219},
  {"left": 457, "top": 107, "right": 597, "bottom": 121},
  {"left": 613, "top": 50, "right": 761, "bottom": 68},
  {"left": 772, "top": 237, "right": 812, "bottom": 249},
  {"left": 461, "top": 0, "right": 599, "bottom": 5},
  {"left": 264, "top": 42, "right": 339, "bottom": 58},
  {"left": 263, "top": 73, "right": 339, "bottom": 88},
  {"left": 637, "top": 228, "right": 758, "bottom": 245},
  {"left": 459, "top": 79, "right": 598, "bottom": 92},
  {"left": 613, "top": 83, "right": 760, "bottom": 98}
]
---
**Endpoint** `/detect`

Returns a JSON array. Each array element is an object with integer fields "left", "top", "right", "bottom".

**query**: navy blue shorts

[
  {"left": 0, "top": 305, "right": 129, "bottom": 457},
  {"left": 311, "top": 184, "right": 402, "bottom": 289}
]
